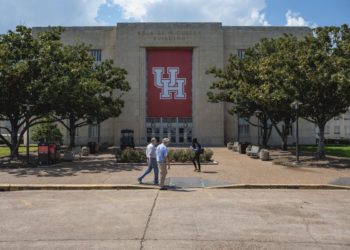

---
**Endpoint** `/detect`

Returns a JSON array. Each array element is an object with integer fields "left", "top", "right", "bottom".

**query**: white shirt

[{"left": 146, "top": 143, "right": 157, "bottom": 158}]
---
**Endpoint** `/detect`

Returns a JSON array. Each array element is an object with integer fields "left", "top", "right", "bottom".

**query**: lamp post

[
  {"left": 254, "top": 110, "right": 262, "bottom": 146},
  {"left": 232, "top": 103, "right": 240, "bottom": 143},
  {"left": 290, "top": 101, "right": 302, "bottom": 163},
  {"left": 24, "top": 104, "right": 33, "bottom": 165}
]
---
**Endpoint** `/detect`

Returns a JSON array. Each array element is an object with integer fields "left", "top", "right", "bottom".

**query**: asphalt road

[{"left": 0, "top": 189, "right": 349, "bottom": 250}]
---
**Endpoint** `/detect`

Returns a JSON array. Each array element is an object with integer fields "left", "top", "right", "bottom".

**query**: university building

[{"left": 30, "top": 23, "right": 317, "bottom": 146}]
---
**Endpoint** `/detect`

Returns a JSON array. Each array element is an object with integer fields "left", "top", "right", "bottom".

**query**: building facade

[
  {"left": 31, "top": 23, "right": 316, "bottom": 147},
  {"left": 316, "top": 109, "right": 350, "bottom": 141}
]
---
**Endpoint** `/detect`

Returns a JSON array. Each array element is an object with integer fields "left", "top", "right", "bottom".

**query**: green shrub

[
  {"left": 115, "top": 147, "right": 214, "bottom": 163},
  {"left": 115, "top": 148, "right": 146, "bottom": 163},
  {"left": 203, "top": 149, "right": 214, "bottom": 161},
  {"left": 31, "top": 121, "right": 63, "bottom": 144}
]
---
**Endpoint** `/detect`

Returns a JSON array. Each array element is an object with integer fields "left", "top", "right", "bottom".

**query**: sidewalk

[
  {"left": 0, "top": 148, "right": 349, "bottom": 186},
  {"left": 1, "top": 189, "right": 349, "bottom": 249}
]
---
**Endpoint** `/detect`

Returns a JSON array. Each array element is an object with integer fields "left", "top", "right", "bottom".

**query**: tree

[
  {"left": 31, "top": 121, "right": 63, "bottom": 144},
  {"left": 52, "top": 44, "right": 130, "bottom": 147},
  {"left": 208, "top": 24, "right": 350, "bottom": 157},
  {"left": 283, "top": 25, "right": 350, "bottom": 158},
  {"left": 207, "top": 41, "right": 294, "bottom": 149},
  {"left": 0, "top": 26, "right": 64, "bottom": 157}
]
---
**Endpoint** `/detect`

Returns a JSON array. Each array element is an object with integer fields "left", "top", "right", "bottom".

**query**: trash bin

[
  {"left": 38, "top": 143, "right": 49, "bottom": 165},
  {"left": 120, "top": 129, "right": 135, "bottom": 150},
  {"left": 239, "top": 143, "right": 249, "bottom": 154},
  {"left": 48, "top": 143, "right": 57, "bottom": 163},
  {"left": 87, "top": 141, "right": 97, "bottom": 154},
  {"left": 259, "top": 149, "right": 270, "bottom": 161}
]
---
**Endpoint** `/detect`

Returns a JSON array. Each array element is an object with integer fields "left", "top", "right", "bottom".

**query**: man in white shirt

[
  {"left": 156, "top": 138, "right": 171, "bottom": 190},
  {"left": 138, "top": 138, "right": 158, "bottom": 185}
]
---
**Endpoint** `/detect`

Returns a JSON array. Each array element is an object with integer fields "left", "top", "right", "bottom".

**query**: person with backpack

[{"left": 190, "top": 138, "right": 202, "bottom": 172}]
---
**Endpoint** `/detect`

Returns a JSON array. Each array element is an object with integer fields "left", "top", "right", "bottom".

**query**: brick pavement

[{"left": 0, "top": 148, "right": 349, "bottom": 185}]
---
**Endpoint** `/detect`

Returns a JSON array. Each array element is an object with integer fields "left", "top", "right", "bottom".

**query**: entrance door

[{"left": 146, "top": 117, "right": 192, "bottom": 145}]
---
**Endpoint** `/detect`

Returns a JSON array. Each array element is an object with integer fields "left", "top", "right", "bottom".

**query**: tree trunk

[
  {"left": 281, "top": 134, "right": 288, "bottom": 151},
  {"left": 69, "top": 117, "right": 76, "bottom": 148},
  {"left": 9, "top": 124, "right": 20, "bottom": 158},
  {"left": 261, "top": 120, "right": 272, "bottom": 148},
  {"left": 281, "top": 121, "right": 291, "bottom": 151},
  {"left": 316, "top": 124, "right": 326, "bottom": 159}
]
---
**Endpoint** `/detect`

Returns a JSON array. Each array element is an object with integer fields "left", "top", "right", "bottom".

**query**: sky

[{"left": 0, "top": 0, "right": 349, "bottom": 34}]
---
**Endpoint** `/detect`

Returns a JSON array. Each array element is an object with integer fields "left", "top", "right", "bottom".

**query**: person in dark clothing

[{"left": 190, "top": 138, "right": 201, "bottom": 172}]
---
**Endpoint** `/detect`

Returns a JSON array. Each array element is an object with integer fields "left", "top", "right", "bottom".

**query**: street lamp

[
  {"left": 24, "top": 104, "right": 34, "bottom": 165},
  {"left": 254, "top": 110, "right": 263, "bottom": 146},
  {"left": 290, "top": 101, "right": 303, "bottom": 163}
]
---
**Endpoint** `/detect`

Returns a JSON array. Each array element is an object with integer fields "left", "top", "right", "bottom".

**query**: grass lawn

[
  {"left": 0, "top": 146, "right": 38, "bottom": 157},
  {"left": 296, "top": 144, "right": 350, "bottom": 158}
]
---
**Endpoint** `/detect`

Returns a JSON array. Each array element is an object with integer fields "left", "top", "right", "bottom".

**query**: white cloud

[
  {"left": 0, "top": 0, "right": 107, "bottom": 33},
  {"left": 0, "top": 0, "right": 270, "bottom": 34},
  {"left": 285, "top": 10, "right": 309, "bottom": 26},
  {"left": 112, "top": 0, "right": 269, "bottom": 26},
  {"left": 110, "top": 0, "right": 162, "bottom": 20}
]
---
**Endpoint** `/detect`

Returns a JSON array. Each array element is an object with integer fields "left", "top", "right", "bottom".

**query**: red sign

[
  {"left": 38, "top": 145, "right": 48, "bottom": 154},
  {"left": 147, "top": 49, "right": 192, "bottom": 117}
]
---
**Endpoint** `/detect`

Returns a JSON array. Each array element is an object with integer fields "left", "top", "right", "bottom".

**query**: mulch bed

[{"left": 269, "top": 150, "right": 350, "bottom": 168}]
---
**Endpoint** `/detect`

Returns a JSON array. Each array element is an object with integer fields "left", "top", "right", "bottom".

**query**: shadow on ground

[
  {"left": 0, "top": 160, "right": 143, "bottom": 178},
  {"left": 269, "top": 150, "right": 350, "bottom": 169}
]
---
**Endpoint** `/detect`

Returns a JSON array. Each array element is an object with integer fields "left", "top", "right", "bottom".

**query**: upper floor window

[
  {"left": 237, "top": 49, "right": 245, "bottom": 59},
  {"left": 91, "top": 49, "right": 102, "bottom": 62},
  {"left": 334, "top": 125, "right": 340, "bottom": 134},
  {"left": 334, "top": 116, "right": 340, "bottom": 120},
  {"left": 89, "top": 124, "right": 99, "bottom": 138},
  {"left": 325, "top": 125, "right": 330, "bottom": 134},
  {"left": 345, "top": 126, "right": 350, "bottom": 135},
  {"left": 344, "top": 111, "right": 350, "bottom": 120}
]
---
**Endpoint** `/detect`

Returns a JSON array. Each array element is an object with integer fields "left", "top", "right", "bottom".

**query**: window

[
  {"left": 325, "top": 125, "right": 330, "bottom": 134},
  {"left": 146, "top": 117, "right": 161, "bottom": 123},
  {"left": 89, "top": 124, "right": 98, "bottom": 138},
  {"left": 75, "top": 127, "right": 79, "bottom": 137},
  {"left": 345, "top": 126, "right": 350, "bottom": 135},
  {"left": 178, "top": 117, "right": 192, "bottom": 123},
  {"left": 334, "top": 125, "right": 340, "bottom": 134},
  {"left": 0, "top": 120, "right": 11, "bottom": 135},
  {"left": 162, "top": 117, "right": 176, "bottom": 123},
  {"left": 90, "top": 49, "right": 102, "bottom": 62},
  {"left": 334, "top": 116, "right": 340, "bottom": 120},
  {"left": 344, "top": 112, "right": 350, "bottom": 120},
  {"left": 239, "top": 118, "right": 250, "bottom": 136},
  {"left": 237, "top": 49, "right": 245, "bottom": 59}
]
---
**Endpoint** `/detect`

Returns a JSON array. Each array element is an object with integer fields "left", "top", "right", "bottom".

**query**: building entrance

[{"left": 146, "top": 117, "right": 192, "bottom": 145}]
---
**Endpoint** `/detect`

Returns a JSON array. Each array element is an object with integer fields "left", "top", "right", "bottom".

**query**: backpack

[{"left": 197, "top": 143, "right": 204, "bottom": 154}]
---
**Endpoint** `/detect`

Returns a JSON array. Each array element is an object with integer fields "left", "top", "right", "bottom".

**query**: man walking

[
  {"left": 156, "top": 138, "right": 171, "bottom": 190},
  {"left": 138, "top": 138, "right": 158, "bottom": 185}
]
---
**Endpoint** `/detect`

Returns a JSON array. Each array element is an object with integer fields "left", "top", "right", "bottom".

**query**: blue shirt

[{"left": 156, "top": 143, "right": 168, "bottom": 163}]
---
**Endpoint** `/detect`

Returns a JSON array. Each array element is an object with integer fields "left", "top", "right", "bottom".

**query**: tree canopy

[
  {"left": 0, "top": 25, "right": 130, "bottom": 156},
  {"left": 207, "top": 24, "right": 350, "bottom": 157}
]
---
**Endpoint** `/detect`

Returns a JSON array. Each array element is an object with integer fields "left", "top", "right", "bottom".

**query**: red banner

[{"left": 147, "top": 49, "right": 192, "bottom": 117}]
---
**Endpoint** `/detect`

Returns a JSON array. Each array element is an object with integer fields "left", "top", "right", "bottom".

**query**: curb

[
  {"left": 0, "top": 184, "right": 159, "bottom": 192},
  {"left": 0, "top": 183, "right": 349, "bottom": 191},
  {"left": 205, "top": 184, "right": 350, "bottom": 190}
]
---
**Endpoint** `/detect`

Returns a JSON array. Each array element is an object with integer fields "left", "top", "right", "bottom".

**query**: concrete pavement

[{"left": 0, "top": 189, "right": 349, "bottom": 249}]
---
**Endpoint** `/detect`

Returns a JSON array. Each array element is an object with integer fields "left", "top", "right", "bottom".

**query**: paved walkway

[
  {"left": 0, "top": 148, "right": 349, "bottom": 186},
  {"left": 0, "top": 189, "right": 349, "bottom": 249}
]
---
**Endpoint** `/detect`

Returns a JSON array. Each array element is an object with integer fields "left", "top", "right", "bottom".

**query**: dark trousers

[{"left": 192, "top": 153, "right": 201, "bottom": 171}]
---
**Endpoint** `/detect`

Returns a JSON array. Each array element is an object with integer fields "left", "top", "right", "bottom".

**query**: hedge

[{"left": 115, "top": 148, "right": 214, "bottom": 163}]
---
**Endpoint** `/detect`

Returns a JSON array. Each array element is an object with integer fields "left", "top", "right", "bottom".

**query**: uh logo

[{"left": 152, "top": 67, "right": 187, "bottom": 100}]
